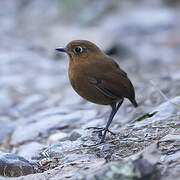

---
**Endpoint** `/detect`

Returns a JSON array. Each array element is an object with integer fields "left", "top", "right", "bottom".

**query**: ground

[{"left": 0, "top": 0, "right": 180, "bottom": 179}]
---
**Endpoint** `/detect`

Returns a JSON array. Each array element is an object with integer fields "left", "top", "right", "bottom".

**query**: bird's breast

[{"left": 68, "top": 64, "right": 115, "bottom": 105}]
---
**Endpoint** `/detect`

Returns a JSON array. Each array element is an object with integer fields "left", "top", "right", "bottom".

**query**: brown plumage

[{"left": 56, "top": 40, "right": 138, "bottom": 144}]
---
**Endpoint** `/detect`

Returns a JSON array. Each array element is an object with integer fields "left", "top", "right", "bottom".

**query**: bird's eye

[{"left": 74, "top": 46, "right": 83, "bottom": 54}]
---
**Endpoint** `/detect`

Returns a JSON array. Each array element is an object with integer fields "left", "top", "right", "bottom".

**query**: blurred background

[{"left": 0, "top": 0, "right": 180, "bottom": 174}]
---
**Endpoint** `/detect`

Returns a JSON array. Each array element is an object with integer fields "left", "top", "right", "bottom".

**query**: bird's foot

[
  {"left": 86, "top": 126, "right": 116, "bottom": 136},
  {"left": 83, "top": 127, "right": 116, "bottom": 147}
]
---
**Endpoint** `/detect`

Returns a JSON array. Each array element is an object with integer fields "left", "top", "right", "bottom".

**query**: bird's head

[{"left": 56, "top": 40, "right": 103, "bottom": 61}]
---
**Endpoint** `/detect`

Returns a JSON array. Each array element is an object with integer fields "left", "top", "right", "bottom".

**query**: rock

[
  {"left": 80, "top": 109, "right": 98, "bottom": 123},
  {"left": 121, "top": 8, "right": 174, "bottom": 30},
  {"left": 134, "top": 96, "right": 180, "bottom": 127},
  {"left": 171, "top": 71, "right": 180, "bottom": 81},
  {"left": 15, "top": 94, "right": 45, "bottom": 113},
  {"left": 160, "top": 134, "right": 180, "bottom": 142},
  {"left": 81, "top": 157, "right": 160, "bottom": 180},
  {"left": 162, "top": 151, "right": 180, "bottom": 163},
  {"left": 41, "top": 141, "right": 82, "bottom": 159},
  {"left": 17, "top": 142, "right": 46, "bottom": 162},
  {"left": 0, "top": 123, "right": 16, "bottom": 141},
  {"left": 59, "top": 88, "right": 83, "bottom": 106},
  {"left": 17, "top": 106, "right": 72, "bottom": 126},
  {"left": 0, "top": 88, "right": 13, "bottom": 111},
  {"left": 126, "top": 143, "right": 161, "bottom": 165},
  {"left": 61, "top": 154, "right": 95, "bottom": 164},
  {"left": 12, "top": 157, "right": 105, "bottom": 180},
  {"left": 133, "top": 157, "right": 160, "bottom": 180},
  {"left": 69, "top": 129, "right": 83, "bottom": 141},
  {"left": 82, "top": 118, "right": 104, "bottom": 129},
  {"left": 0, "top": 153, "right": 34, "bottom": 177},
  {"left": 39, "top": 137, "right": 98, "bottom": 165},
  {"left": 105, "top": 43, "right": 132, "bottom": 57},
  {"left": 48, "top": 132, "right": 68, "bottom": 144},
  {"left": 11, "top": 111, "right": 82, "bottom": 145},
  {"left": 25, "top": 107, "right": 72, "bottom": 120}
]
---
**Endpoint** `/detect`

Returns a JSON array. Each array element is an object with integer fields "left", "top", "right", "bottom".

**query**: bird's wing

[
  {"left": 87, "top": 73, "right": 134, "bottom": 100},
  {"left": 87, "top": 76, "right": 120, "bottom": 99},
  {"left": 85, "top": 59, "right": 135, "bottom": 101}
]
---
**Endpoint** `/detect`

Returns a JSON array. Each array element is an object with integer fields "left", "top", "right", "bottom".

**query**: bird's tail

[{"left": 130, "top": 99, "right": 138, "bottom": 108}]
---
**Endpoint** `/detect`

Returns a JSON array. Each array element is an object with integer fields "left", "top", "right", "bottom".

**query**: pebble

[
  {"left": 48, "top": 132, "right": 68, "bottom": 144},
  {"left": 11, "top": 111, "right": 82, "bottom": 145},
  {"left": 41, "top": 140, "right": 82, "bottom": 159},
  {"left": 0, "top": 123, "right": 16, "bottom": 141},
  {"left": 0, "top": 153, "right": 34, "bottom": 177},
  {"left": 69, "top": 129, "right": 83, "bottom": 141},
  {"left": 17, "top": 142, "right": 46, "bottom": 162}
]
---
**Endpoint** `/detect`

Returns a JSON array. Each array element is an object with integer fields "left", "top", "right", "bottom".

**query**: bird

[{"left": 56, "top": 40, "right": 138, "bottom": 144}]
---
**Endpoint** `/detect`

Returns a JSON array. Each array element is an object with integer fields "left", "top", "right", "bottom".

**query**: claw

[{"left": 86, "top": 126, "right": 116, "bottom": 136}]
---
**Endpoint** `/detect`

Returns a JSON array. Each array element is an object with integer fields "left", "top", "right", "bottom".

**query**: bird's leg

[
  {"left": 85, "top": 99, "right": 123, "bottom": 145},
  {"left": 100, "top": 99, "right": 123, "bottom": 143},
  {"left": 83, "top": 100, "right": 123, "bottom": 147}
]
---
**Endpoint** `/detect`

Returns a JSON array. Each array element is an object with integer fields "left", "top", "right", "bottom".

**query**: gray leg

[{"left": 100, "top": 99, "right": 123, "bottom": 143}]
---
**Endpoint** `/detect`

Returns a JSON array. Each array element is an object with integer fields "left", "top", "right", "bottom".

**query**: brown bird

[{"left": 56, "top": 40, "right": 138, "bottom": 144}]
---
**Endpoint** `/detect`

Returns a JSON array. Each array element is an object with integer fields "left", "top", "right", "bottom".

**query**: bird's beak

[{"left": 55, "top": 47, "right": 67, "bottom": 53}]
